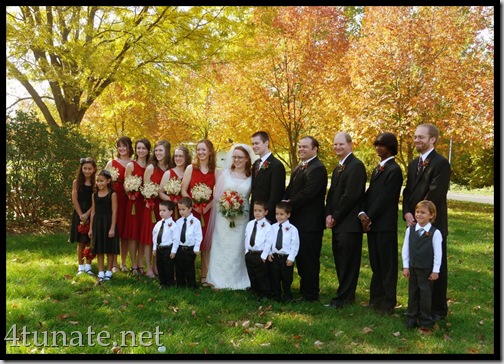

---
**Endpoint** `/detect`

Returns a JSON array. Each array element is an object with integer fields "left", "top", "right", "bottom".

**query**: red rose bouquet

[{"left": 218, "top": 190, "right": 245, "bottom": 228}]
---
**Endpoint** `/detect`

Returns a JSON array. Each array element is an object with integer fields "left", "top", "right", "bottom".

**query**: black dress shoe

[
  {"left": 405, "top": 319, "right": 419, "bottom": 329},
  {"left": 432, "top": 314, "right": 446, "bottom": 321},
  {"left": 295, "top": 297, "right": 319, "bottom": 302}
]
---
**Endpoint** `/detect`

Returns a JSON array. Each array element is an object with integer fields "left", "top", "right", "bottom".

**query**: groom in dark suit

[
  {"left": 325, "top": 132, "right": 367, "bottom": 308},
  {"left": 359, "top": 132, "right": 403, "bottom": 315},
  {"left": 402, "top": 123, "right": 451, "bottom": 320},
  {"left": 283, "top": 136, "right": 328, "bottom": 301},
  {"left": 250, "top": 131, "right": 286, "bottom": 223}
]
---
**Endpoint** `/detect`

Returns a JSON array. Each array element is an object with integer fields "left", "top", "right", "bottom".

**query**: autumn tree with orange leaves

[{"left": 343, "top": 6, "right": 493, "bottom": 171}]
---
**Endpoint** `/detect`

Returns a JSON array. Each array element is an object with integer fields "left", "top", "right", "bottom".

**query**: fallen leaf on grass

[
  {"left": 242, "top": 320, "right": 250, "bottom": 328},
  {"left": 64, "top": 274, "right": 73, "bottom": 280},
  {"left": 392, "top": 332, "right": 401, "bottom": 337},
  {"left": 103, "top": 300, "right": 109, "bottom": 305},
  {"left": 293, "top": 335, "right": 302, "bottom": 340},
  {"left": 191, "top": 310, "right": 197, "bottom": 317},
  {"left": 479, "top": 320, "right": 484, "bottom": 325},
  {"left": 137, "top": 304, "right": 144, "bottom": 309},
  {"left": 443, "top": 334, "right": 452, "bottom": 341},
  {"left": 362, "top": 327, "right": 373, "bottom": 334},
  {"left": 294, "top": 342, "right": 300, "bottom": 349},
  {"left": 260, "top": 343, "right": 271, "bottom": 347},
  {"left": 255, "top": 323, "right": 264, "bottom": 328},
  {"left": 314, "top": 340, "right": 323, "bottom": 347},
  {"left": 57, "top": 314, "right": 71, "bottom": 320},
  {"left": 418, "top": 327, "right": 432, "bottom": 335},
  {"left": 68, "top": 321, "right": 79, "bottom": 325},
  {"left": 264, "top": 321, "right": 272, "bottom": 330},
  {"left": 170, "top": 306, "right": 179, "bottom": 313}
]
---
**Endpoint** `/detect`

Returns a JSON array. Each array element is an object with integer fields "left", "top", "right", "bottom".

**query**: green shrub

[{"left": 6, "top": 110, "right": 99, "bottom": 222}]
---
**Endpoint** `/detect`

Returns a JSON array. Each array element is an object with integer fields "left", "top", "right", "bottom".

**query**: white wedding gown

[{"left": 207, "top": 169, "right": 251, "bottom": 290}]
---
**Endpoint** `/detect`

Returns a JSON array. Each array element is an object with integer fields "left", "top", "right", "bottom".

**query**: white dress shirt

[
  {"left": 266, "top": 220, "right": 300, "bottom": 262},
  {"left": 244, "top": 217, "right": 272, "bottom": 260},
  {"left": 175, "top": 213, "right": 203, "bottom": 253},
  {"left": 152, "top": 217, "right": 179, "bottom": 254}
]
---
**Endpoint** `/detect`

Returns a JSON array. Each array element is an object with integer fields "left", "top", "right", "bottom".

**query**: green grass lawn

[{"left": 5, "top": 200, "right": 495, "bottom": 357}]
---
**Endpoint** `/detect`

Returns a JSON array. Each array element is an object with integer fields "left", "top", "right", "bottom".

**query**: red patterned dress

[
  {"left": 139, "top": 166, "right": 165, "bottom": 245},
  {"left": 122, "top": 161, "right": 146, "bottom": 241},
  {"left": 187, "top": 167, "right": 215, "bottom": 251}
]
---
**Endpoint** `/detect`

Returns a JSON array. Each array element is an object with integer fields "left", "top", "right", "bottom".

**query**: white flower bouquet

[
  {"left": 106, "top": 166, "right": 120, "bottom": 182},
  {"left": 141, "top": 181, "right": 160, "bottom": 223},
  {"left": 124, "top": 175, "right": 142, "bottom": 215},
  {"left": 190, "top": 182, "right": 212, "bottom": 227}
]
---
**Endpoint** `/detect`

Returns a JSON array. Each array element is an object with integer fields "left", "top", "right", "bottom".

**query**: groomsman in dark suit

[
  {"left": 359, "top": 132, "right": 403, "bottom": 315},
  {"left": 325, "top": 132, "right": 367, "bottom": 308},
  {"left": 283, "top": 136, "right": 328, "bottom": 301},
  {"left": 402, "top": 123, "right": 451, "bottom": 320},
  {"left": 250, "top": 131, "right": 286, "bottom": 224}
]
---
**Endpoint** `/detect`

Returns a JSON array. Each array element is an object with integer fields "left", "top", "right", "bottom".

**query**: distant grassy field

[{"left": 5, "top": 200, "right": 495, "bottom": 357}]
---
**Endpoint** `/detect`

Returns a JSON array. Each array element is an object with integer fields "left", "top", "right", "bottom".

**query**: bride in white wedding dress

[{"left": 206, "top": 144, "right": 255, "bottom": 290}]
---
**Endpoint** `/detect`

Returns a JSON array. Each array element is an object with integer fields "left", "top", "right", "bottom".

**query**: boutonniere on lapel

[
  {"left": 285, "top": 226, "right": 290, "bottom": 231},
  {"left": 337, "top": 164, "right": 346, "bottom": 174},
  {"left": 261, "top": 222, "right": 265, "bottom": 228},
  {"left": 190, "top": 219, "right": 194, "bottom": 225},
  {"left": 420, "top": 158, "right": 430, "bottom": 168},
  {"left": 375, "top": 165, "right": 385, "bottom": 176},
  {"left": 168, "top": 222, "right": 172, "bottom": 227},
  {"left": 424, "top": 231, "right": 430, "bottom": 237},
  {"left": 300, "top": 162, "right": 308, "bottom": 170},
  {"left": 261, "top": 161, "right": 270, "bottom": 170}
]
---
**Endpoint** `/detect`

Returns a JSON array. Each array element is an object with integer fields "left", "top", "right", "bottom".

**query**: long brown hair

[
  {"left": 75, "top": 157, "right": 97, "bottom": 192},
  {"left": 230, "top": 145, "right": 252, "bottom": 177},
  {"left": 193, "top": 139, "right": 216, "bottom": 173},
  {"left": 116, "top": 136, "right": 133, "bottom": 158},
  {"left": 150, "top": 140, "right": 173, "bottom": 169}
]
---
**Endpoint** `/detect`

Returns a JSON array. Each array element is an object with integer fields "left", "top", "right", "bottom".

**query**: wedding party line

[{"left": 70, "top": 125, "right": 450, "bottom": 330}]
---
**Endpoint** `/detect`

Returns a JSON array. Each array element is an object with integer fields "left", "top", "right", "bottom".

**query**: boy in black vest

[{"left": 401, "top": 200, "right": 443, "bottom": 329}]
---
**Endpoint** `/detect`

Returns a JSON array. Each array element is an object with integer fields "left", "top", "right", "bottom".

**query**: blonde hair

[{"left": 415, "top": 200, "right": 437, "bottom": 222}]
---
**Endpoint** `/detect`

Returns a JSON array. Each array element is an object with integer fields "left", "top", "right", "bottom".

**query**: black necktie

[
  {"left": 157, "top": 220, "right": 165, "bottom": 246},
  {"left": 180, "top": 218, "right": 187, "bottom": 243},
  {"left": 416, "top": 157, "right": 423, "bottom": 176},
  {"left": 275, "top": 224, "right": 283, "bottom": 250},
  {"left": 250, "top": 221, "right": 258, "bottom": 247}
]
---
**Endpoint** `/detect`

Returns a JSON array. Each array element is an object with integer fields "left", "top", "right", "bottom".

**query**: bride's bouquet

[
  {"left": 218, "top": 190, "right": 245, "bottom": 228},
  {"left": 124, "top": 175, "right": 143, "bottom": 215},
  {"left": 141, "top": 180, "right": 160, "bottom": 223},
  {"left": 191, "top": 182, "right": 212, "bottom": 227},
  {"left": 163, "top": 178, "right": 182, "bottom": 219}
]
